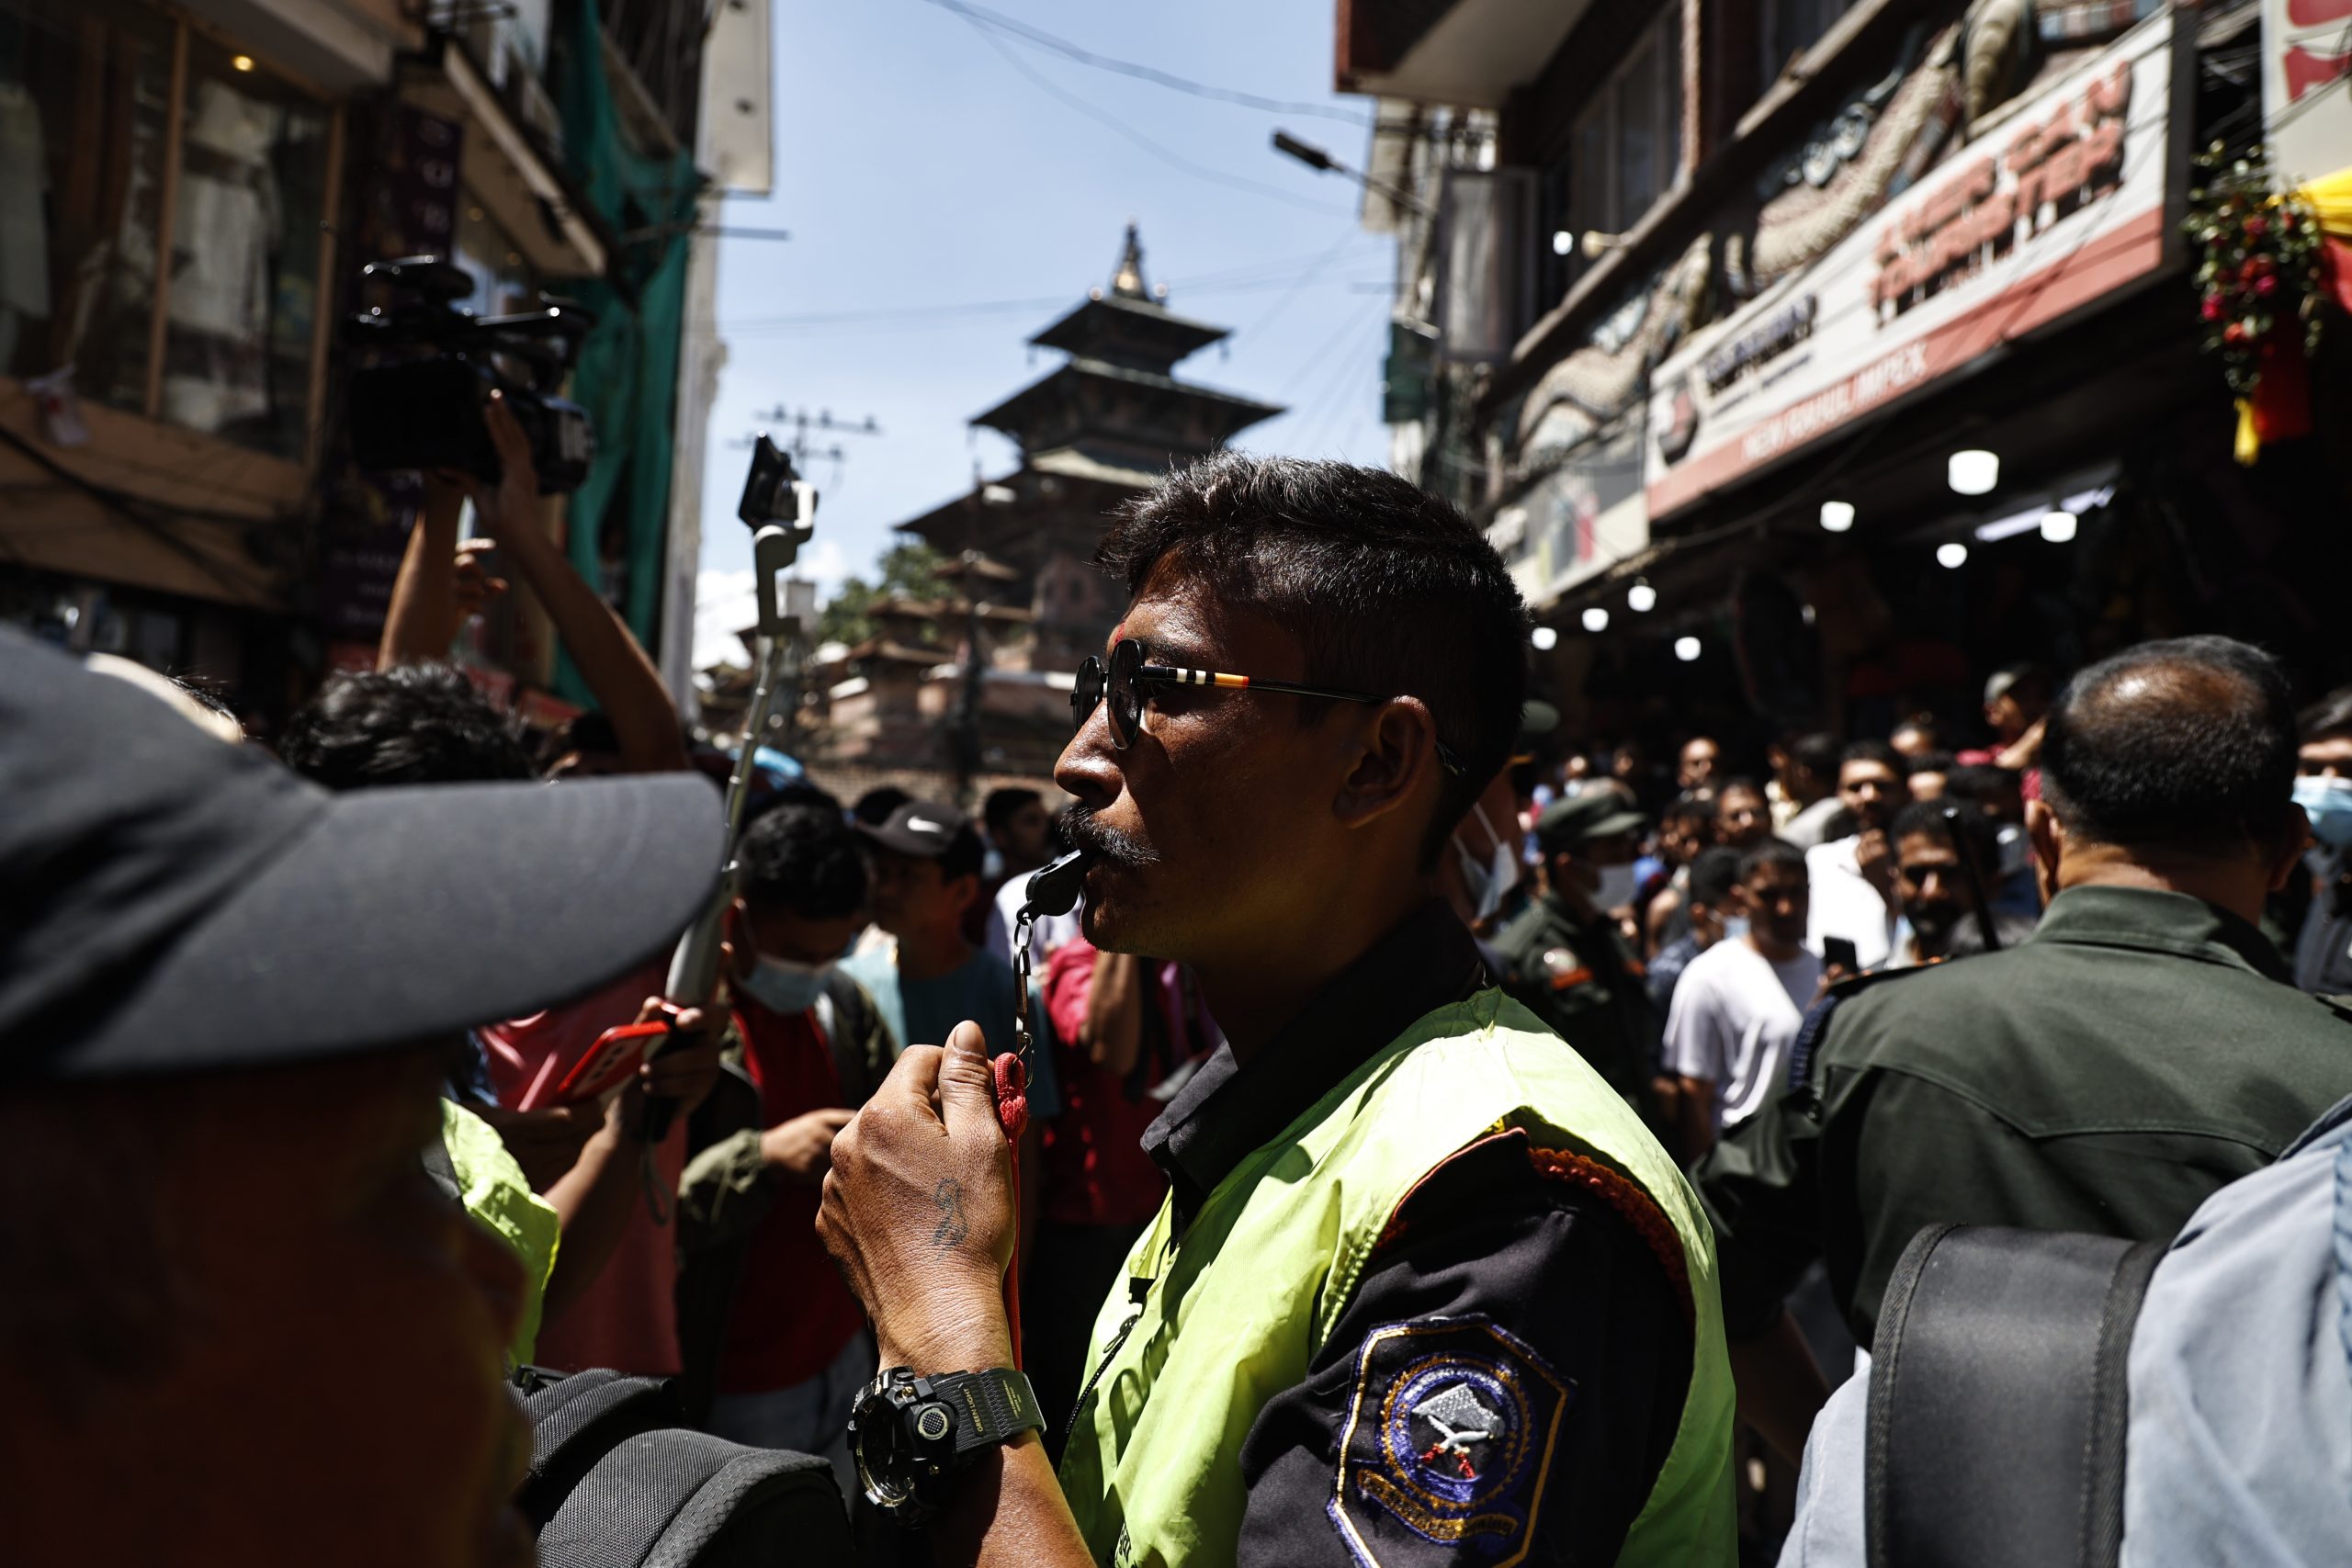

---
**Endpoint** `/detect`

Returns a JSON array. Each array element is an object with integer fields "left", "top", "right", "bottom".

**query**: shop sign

[
  {"left": 1645, "top": 12, "right": 2182, "bottom": 519},
  {"left": 1491, "top": 413, "right": 1647, "bottom": 607},
  {"left": 2262, "top": 0, "right": 2352, "bottom": 186}
]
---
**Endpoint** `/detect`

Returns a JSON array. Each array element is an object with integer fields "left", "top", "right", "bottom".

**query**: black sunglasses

[{"left": 1071, "top": 637, "right": 1466, "bottom": 776}]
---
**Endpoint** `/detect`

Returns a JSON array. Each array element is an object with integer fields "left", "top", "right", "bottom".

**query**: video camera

[{"left": 345, "top": 256, "right": 597, "bottom": 495}]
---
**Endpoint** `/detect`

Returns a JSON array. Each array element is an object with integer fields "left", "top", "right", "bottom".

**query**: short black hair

[
  {"left": 982, "top": 786, "right": 1042, "bottom": 836},
  {"left": 2300, "top": 686, "right": 2352, "bottom": 744},
  {"left": 2040, "top": 635, "right": 2297, "bottom": 851},
  {"left": 564, "top": 708, "right": 619, "bottom": 757},
  {"left": 1790, "top": 731, "right": 1843, "bottom": 780},
  {"left": 1097, "top": 452, "right": 1529, "bottom": 863},
  {"left": 1905, "top": 750, "right": 1957, "bottom": 777},
  {"left": 1840, "top": 739, "right": 1903, "bottom": 775},
  {"left": 1891, "top": 716, "right": 1940, "bottom": 744},
  {"left": 853, "top": 786, "right": 911, "bottom": 827},
  {"left": 1715, "top": 775, "right": 1767, "bottom": 802},
  {"left": 278, "top": 663, "right": 535, "bottom": 791},
  {"left": 1943, "top": 763, "right": 2022, "bottom": 808},
  {"left": 1891, "top": 798, "right": 2000, "bottom": 873},
  {"left": 1736, "top": 837, "right": 1807, "bottom": 883},
  {"left": 1661, "top": 790, "right": 1716, "bottom": 828},
  {"left": 1688, "top": 846, "right": 1744, "bottom": 907},
  {"left": 741, "top": 800, "right": 867, "bottom": 920}
]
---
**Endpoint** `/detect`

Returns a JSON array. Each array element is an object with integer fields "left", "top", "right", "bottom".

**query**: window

[
  {"left": 0, "top": 0, "right": 335, "bottom": 461},
  {"left": 160, "top": 33, "right": 333, "bottom": 459},
  {"left": 0, "top": 0, "right": 175, "bottom": 415},
  {"left": 1762, "top": 0, "right": 1857, "bottom": 84},
  {"left": 1535, "top": 11, "right": 1685, "bottom": 309}
]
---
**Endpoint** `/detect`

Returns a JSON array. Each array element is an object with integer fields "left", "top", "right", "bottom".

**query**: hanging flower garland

[{"left": 2186, "top": 142, "right": 2328, "bottom": 463}]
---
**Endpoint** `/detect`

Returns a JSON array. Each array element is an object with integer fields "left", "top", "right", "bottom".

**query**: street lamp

[{"left": 1272, "top": 130, "right": 1436, "bottom": 217}]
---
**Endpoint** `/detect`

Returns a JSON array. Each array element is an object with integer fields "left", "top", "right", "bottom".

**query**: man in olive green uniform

[
  {"left": 1699, "top": 636, "right": 2352, "bottom": 1457},
  {"left": 1494, "top": 790, "right": 1662, "bottom": 1121}
]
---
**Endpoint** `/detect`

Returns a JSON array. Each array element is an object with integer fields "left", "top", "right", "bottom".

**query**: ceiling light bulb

[
  {"left": 1627, "top": 581, "right": 1657, "bottom": 614},
  {"left": 1551, "top": 230, "right": 1573, "bottom": 256},
  {"left": 2041, "top": 509, "right": 2078, "bottom": 543},
  {"left": 1819, "top": 500, "right": 1856, "bottom": 533},
  {"left": 1937, "top": 542, "right": 1970, "bottom": 569},
  {"left": 1673, "top": 636, "right": 1702, "bottom": 662},
  {"left": 231, "top": 53, "right": 254, "bottom": 71},
  {"left": 1581, "top": 607, "right": 1609, "bottom": 633},
  {"left": 1948, "top": 449, "right": 1999, "bottom": 496},
  {"left": 1530, "top": 626, "right": 1560, "bottom": 651}
]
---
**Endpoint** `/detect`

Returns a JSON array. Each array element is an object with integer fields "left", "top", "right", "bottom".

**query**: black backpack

[
  {"left": 514, "top": 1369, "right": 855, "bottom": 1566},
  {"left": 1864, "top": 1224, "right": 2166, "bottom": 1568}
]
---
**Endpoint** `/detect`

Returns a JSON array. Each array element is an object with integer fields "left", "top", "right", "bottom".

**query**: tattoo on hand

[{"left": 932, "top": 1178, "right": 969, "bottom": 1249}]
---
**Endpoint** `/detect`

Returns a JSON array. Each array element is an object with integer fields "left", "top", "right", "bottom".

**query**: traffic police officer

[
  {"left": 1493, "top": 790, "right": 1663, "bottom": 1123},
  {"left": 1698, "top": 636, "right": 2352, "bottom": 1457},
  {"left": 814, "top": 454, "right": 1736, "bottom": 1567}
]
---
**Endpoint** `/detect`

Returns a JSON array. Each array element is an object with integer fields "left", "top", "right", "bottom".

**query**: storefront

[
  {"left": 0, "top": 0, "right": 356, "bottom": 712},
  {"left": 1527, "top": 6, "right": 2352, "bottom": 748}
]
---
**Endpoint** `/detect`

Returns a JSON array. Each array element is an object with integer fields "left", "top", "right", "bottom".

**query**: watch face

[{"left": 851, "top": 1381, "right": 921, "bottom": 1508}]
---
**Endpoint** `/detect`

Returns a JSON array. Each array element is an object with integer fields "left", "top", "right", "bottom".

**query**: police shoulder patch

[{"left": 1327, "top": 1315, "right": 1574, "bottom": 1568}]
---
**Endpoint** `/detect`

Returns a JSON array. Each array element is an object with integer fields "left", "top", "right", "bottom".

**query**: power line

[
  {"left": 913, "top": 0, "right": 1374, "bottom": 127},
  {"left": 711, "top": 253, "right": 1390, "bottom": 335},
  {"left": 956, "top": 17, "right": 1360, "bottom": 220}
]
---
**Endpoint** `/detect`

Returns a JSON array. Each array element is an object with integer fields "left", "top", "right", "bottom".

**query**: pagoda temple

[{"left": 804, "top": 226, "right": 1283, "bottom": 793}]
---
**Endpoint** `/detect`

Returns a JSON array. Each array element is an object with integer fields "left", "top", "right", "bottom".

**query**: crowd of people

[{"left": 5, "top": 433, "right": 2348, "bottom": 1568}]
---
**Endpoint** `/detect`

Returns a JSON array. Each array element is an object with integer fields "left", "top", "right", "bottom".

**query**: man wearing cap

[
  {"left": 0, "top": 627, "right": 720, "bottom": 1567},
  {"left": 842, "top": 798, "right": 1023, "bottom": 1066},
  {"left": 810, "top": 455, "right": 1736, "bottom": 1568},
  {"left": 1492, "top": 789, "right": 1665, "bottom": 1128}
]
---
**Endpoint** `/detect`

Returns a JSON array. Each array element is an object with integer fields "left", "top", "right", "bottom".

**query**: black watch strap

[{"left": 932, "top": 1368, "right": 1046, "bottom": 1457}]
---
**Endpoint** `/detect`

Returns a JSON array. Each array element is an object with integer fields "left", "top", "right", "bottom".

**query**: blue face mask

[
  {"left": 740, "top": 954, "right": 831, "bottom": 1015},
  {"left": 2294, "top": 774, "right": 2352, "bottom": 848},
  {"left": 1720, "top": 916, "right": 1751, "bottom": 943}
]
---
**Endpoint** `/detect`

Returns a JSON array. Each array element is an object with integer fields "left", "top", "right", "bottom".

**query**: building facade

[
  {"left": 1342, "top": 0, "right": 2352, "bottom": 746},
  {"left": 0, "top": 0, "right": 764, "bottom": 728}
]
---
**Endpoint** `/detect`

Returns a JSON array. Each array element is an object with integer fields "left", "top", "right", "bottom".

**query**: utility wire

[
  {"left": 956, "top": 17, "right": 1359, "bottom": 220},
  {"left": 913, "top": 0, "right": 1374, "bottom": 127}
]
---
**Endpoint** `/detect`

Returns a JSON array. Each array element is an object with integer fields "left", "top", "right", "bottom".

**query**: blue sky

[{"left": 690, "top": 0, "right": 1395, "bottom": 665}]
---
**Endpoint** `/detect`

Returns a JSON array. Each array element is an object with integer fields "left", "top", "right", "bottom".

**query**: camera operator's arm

[
  {"left": 376, "top": 473, "right": 469, "bottom": 670},
  {"left": 475, "top": 392, "right": 688, "bottom": 774}
]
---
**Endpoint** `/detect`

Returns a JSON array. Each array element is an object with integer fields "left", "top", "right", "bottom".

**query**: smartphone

[
  {"left": 547, "top": 1021, "right": 670, "bottom": 1105},
  {"left": 1823, "top": 935, "right": 1860, "bottom": 973}
]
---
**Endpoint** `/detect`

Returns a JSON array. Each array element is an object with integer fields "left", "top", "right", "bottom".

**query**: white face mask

[
  {"left": 1591, "top": 861, "right": 1642, "bottom": 911},
  {"left": 1452, "top": 805, "right": 1522, "bottom": 922},
  {"left": 739, "top": 953, "right": 831, "bottom": 1015}
]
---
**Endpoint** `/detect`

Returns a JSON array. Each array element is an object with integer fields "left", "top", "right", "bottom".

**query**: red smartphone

[{"left": 549, "top": 1021, "right": 670, "bottom": 1105}]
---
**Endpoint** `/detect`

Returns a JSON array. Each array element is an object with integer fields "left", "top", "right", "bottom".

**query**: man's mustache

[{"left": 1059, "top": 805, "right": 1159, "bottom": 869}]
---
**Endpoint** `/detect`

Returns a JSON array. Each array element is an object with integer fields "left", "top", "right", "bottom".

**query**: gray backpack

[{"left": 514, "top": 1369, "right": 855, "bottom": 1566}]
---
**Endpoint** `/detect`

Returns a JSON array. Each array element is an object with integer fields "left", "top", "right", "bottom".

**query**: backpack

[
  {"left": 1863, "top": 1224, "right": 2165, "bottom": 1568},
  {"left": 514, "top": 1369, "right": 855, "bottom": 1566}
]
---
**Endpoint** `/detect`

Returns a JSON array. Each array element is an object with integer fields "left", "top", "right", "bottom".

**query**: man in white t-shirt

[
  {"left": 1804, "top": 741, "right": 1911, "bottom": 969},
  {"left": 1664, "top": 838, "right": 1822, "bottom": 1156}
]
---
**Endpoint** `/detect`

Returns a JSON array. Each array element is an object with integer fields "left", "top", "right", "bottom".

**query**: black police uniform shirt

[
  {"left": 1123, "top": 901, "right": 1690, "bottom": 1567},
  {"left": 1696, "top": 885, "right": 2352, "bottom": 1344}
]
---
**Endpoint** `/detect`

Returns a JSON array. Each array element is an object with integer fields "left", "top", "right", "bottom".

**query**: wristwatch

[{"left": 847, "top": 1366, "right": 1045, "bottom": 1525}]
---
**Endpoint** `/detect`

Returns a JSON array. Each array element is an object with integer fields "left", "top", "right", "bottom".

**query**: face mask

[
  {"left": 2294, "top": 775, "right": 2352, "bottom": 848},
  {"left": 1591, "top": 862, "right": 1642, "bottom": 911},
  {"left": 1720, "top": 915, "right": 1750, "bottom": 942},
  {"left": 1453, "top": 805, "right": 1522, "bottom": 922},
  {"left": 740, "top": 954, "right": 831, "bottom": 1015}
]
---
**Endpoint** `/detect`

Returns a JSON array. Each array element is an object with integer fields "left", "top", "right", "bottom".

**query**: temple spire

[{"left": 1110, "top": 220, "right": 1150, "bottom": 301}]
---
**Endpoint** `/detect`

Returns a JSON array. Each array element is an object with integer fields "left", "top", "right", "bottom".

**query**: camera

[
  {"left": 345, "top": 257, "right": 597, "bottom": 495},
  {"left": 737, "top": 433, "right": 819, "bottom": 530}
]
